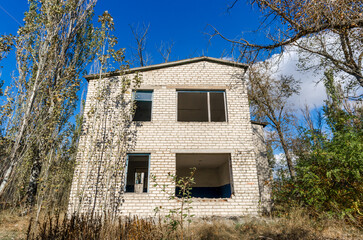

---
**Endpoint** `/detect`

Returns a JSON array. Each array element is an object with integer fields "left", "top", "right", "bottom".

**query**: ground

[
  {"left": 0, "top": 208, "right": 362, "bottom": 239},
  {"left": 0, "top": 209, "right": 30, "bottom": 240}
]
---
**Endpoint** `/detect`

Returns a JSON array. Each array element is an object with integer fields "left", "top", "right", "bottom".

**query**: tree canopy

[{"left": 214, "top": 0, "right": 363, "bottom": 89}]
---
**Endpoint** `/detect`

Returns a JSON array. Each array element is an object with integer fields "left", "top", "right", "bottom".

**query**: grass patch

[
  {"left": 0, "top": 208, "right": 361, "bottom": 239},
  {"left": 0, "top": 209, "right": 30, "bottom": 240}
]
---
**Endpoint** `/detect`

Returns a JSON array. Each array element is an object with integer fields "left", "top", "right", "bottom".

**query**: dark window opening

[
  {"left": 133, "top": 90, "right": 152, "bottom": 121},
  {"left": 176, "top": 153, "right": 233, "bottom": 198},
  {"left": 126, "top": 154, "right": 149, "bottom": 193},
  {"left": 177, "top": 90, "right": 226, "bottom": 122},
  {"left": 210, "top": 92, "right": 226, "bottom": 122},
  {"left": 177, "top": 92, "right": 208, "bottom": 121}
]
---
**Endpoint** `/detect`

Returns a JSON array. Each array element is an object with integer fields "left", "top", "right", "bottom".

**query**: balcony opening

[
  {"left": 125, "top": 154, "right": 149, "bottom": 193},
  {"left": 133, "top": 90, "right": 153, "bottom": 121},
  {"left": 176, "top": 153, "right": 233, "bottom": 198},
  {"left": 177, "top": 90, "right": 226, "bottom": 122}
]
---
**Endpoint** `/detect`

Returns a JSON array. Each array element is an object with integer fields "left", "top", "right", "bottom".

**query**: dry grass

[
  {"left": 0, "top": 208, "right": 361, "bottom": 239},
  {"left": 0, "top": 209, "right": 30, "bottom": 240},
  {"left": 187, "top": 210, "right": 362, "bottom": 240}
]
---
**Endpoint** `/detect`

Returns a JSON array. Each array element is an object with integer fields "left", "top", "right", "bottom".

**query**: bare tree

[
  {"left": 212, "top": 0, "right": 363, "bottom": 89},
  {"left": 130, "top": 23, "right": 150, "bottom": 67},
  {"left": 248, "top": 61, "right": 300, "bottom": 179},
  {"left": 158, "top": 41, "right": 174, "bottom": 63}
]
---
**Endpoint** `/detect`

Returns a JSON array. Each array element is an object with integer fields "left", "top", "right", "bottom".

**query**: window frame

[
  {"left": 132, "top": 90, "right": 153, "bottom": 122},
  {"left": 124, "top": 153, "right": 151, "bottom": 194},
  {"left": 176, "top": 90, "right": 227, "bottom": 122}
]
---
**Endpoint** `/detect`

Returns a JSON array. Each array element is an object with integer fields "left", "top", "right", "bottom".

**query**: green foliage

[
  {"left": 0, "top": 0, "right": 109, "bottom": 213},
  {"left": 0, "top": 34, "right": 14, "bottom": 63},
  {"left": 273, "top": 70, "right": 362, "bottom": 224},
  {"left": 152, "top": 167, "right": 196, "bottom": 238}
]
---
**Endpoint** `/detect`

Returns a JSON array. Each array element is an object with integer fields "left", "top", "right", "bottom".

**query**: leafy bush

[{"left": 273, "top": 72, "right": 363, "bottom": 224}]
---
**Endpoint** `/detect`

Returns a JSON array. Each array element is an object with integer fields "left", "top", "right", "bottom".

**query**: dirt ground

[{"left": 0, "top": 209, "right": 30, "bottom": 240}]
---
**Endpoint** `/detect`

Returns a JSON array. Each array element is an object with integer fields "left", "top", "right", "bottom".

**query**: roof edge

[{"left": 85, "top": 56, "right": 248, "bottom": 81}]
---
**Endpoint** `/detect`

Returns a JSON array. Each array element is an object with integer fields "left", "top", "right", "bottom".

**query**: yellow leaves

[
  {"left": 87, "top": 107, "right": 95, "bottom": 118},
  {"left": 95, "top": 95, "right": 104, "bottom": 101},
  {"left": 352, "top": 202, "right": 362, "bottom": 215}
]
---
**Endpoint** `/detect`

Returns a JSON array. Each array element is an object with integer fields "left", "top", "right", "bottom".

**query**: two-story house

[{"left": 68, "top": 57, "right": 270, "bottom": 217}]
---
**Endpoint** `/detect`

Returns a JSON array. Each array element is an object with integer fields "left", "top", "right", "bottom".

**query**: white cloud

[
  {"left": 221, "top": 56, "right": 234, "bottom": 61},
  {"left": 274, "top": 153, "right": 286, "bottom": 167},
  {"left": 268, "top": 48, "right": 327, "bottom": 109}
]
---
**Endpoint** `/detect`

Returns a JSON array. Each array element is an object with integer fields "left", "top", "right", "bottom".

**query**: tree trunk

[
  {"left": 276, "top": 125, "right": 296, "bottom": 180},
  {"left": 0, "top": 40, "right": 45, "bottom": 196},
  {"left": 26, "top": 157, "right": 42, "bottom": 209},
  {"left": 0, "top": 83, "right": 38, "bottom": 196}
]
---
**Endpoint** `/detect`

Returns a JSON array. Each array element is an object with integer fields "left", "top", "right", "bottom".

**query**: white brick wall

[{"left": 68, "top": 59, "right": 261, "bottom": 217}]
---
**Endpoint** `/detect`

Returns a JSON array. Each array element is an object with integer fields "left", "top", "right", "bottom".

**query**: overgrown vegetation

[
  {"left": 153, "top": 167, "right": 196, "bottom": 239},
  {"left": 249, "top": 66, "right": 362, "bottom": 226},
  {"left": 239, "top": 0, "right": 363, "bottom": 225},
  {"left": 68, "top": 10, "right": 141, "bottom": 219},
  {"left": 0, "top": 0, "right": 362, "bottom": 239},
  {"left": 0, "top": 208, "right": 361, "bottom": 240},
  {"left": 0, "top": 0, "right": 139, "bottom": 219},
  {"left": 0, "top": 0, "right": 100, "bottom": 215},
  {"left": 273, "top": 71, "right": 362, "bottom": 225}
]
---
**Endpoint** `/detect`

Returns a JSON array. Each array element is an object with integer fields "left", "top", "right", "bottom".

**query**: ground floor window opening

[
  {"left": 176, "top": 153, "right": 233, "bottom": 198},
  {"left": 125, "top": 154, "right": 149, "bottom": 193}
]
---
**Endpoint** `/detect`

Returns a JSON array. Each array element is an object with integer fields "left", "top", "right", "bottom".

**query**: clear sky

[{"left": 0, "top": 0, "right": 263, "bottom": 73}]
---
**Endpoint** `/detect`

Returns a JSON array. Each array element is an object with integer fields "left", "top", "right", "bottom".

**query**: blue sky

[
  {"left": 0, "top": 0, "right": 263, "bottom": 74},
  {"left": 0, "top": 1, "right": 329, "bottom": 109}
]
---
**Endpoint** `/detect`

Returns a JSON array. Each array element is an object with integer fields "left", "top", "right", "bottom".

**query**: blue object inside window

[
  {"left": 134, "top": 91, "right": 153, "bottom": 101},
  {"left": 133, "top": 90, "right": 153, "bottom": 121}
]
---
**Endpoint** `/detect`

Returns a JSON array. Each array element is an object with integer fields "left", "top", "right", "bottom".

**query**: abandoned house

[{"left": 68, "top": 56, "right": 271, "bottom": 217}]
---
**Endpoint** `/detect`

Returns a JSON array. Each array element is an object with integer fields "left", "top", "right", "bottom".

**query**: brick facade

[{"left": 68, "top": 57, "right": 269, "bottom": 217}]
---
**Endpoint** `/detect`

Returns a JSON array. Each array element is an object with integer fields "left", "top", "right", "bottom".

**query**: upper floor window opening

[
  {"left": 133, "top": 90, "right": 153, "bottom": 121},
  {"left": 177, "top": 90, "right": 227, "bottom": 122}
]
